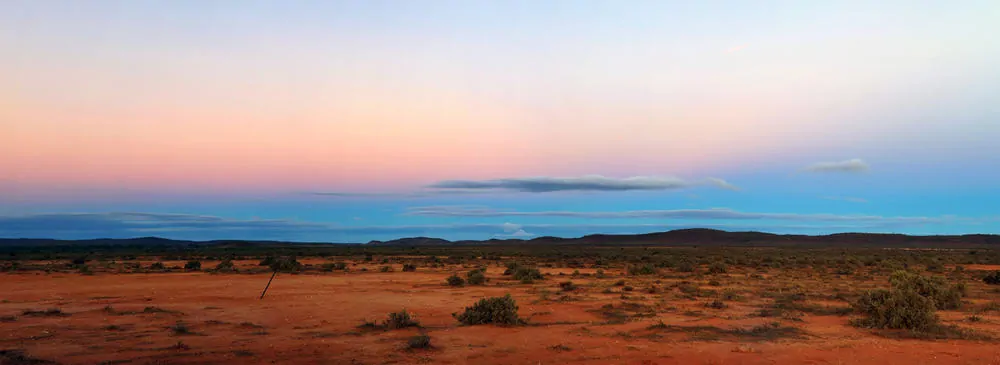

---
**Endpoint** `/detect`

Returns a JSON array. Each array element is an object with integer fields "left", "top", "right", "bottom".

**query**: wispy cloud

[
  {"left": 725, "top": 44, "right": 747, "bottom": 53},
  {"left": 491, "top": 222, "right": 536, "bottom": 239},
  {"left": 822, "top": 196, "right": 869, "bottom": 203},
  {"left": 802, "top": 159, "right": 870, "bottom": 173},
  {"left": 405, "top": 206, "right": 942, "bottom": 224},
  {"left": 427, "top": 175, "right": 739, "bottom": 193}
]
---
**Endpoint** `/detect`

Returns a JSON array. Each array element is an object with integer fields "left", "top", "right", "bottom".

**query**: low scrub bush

[
  {"left": 559, "top": 281, "right": 577, "bottom": 292},
  {"left": 184, "top": 260, "right": 201, "bottom": 271},
  {"left": 513, "top": 267, "right": 544, "bottom": 283},
  {"left": 889, "top": 271, "right": 964, "bottom": 310},
  {"left": 384, "top": 310, "right": 419, "bottom": 329},
  {"left": 215, "top": 259, "right": 236, "bottom": 272},
  {"left": 447, "top": 274, "right": 465, "bottom": 287},
  {"left": 983, "top": 271, "right": 1000, "bottom": 285},
  {"left": 852, "top": 271, "right": 966, "bottom": 331},
  {"left": 628, "top": 264, "right": 657, "bottom": 276},
  {"left": 454, "top": 294, "right": 522, "bottom": 325},
  {"left": 408, "top": 334, "right": 431, "bottom": 349},
  {"left": 467, "top": 269, "right": 487, "bottom": 285},
  {"left": 402, "top": 263, "right": 417, "bottom": 272},
  {"left": 708, "top": 262, "right": 728, "bottom": 274}
]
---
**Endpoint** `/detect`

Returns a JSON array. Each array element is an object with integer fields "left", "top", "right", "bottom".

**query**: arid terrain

[{"left": 3, "top": 243, "right": 1000, "bottom": 364}]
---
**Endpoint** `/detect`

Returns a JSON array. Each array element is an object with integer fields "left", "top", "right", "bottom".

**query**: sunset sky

[{"left": 2, "top": 0, "right": 999, "bottom": 242}]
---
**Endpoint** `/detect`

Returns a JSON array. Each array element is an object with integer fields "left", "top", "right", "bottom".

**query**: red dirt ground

[{"left": 2, "top": 265, "right": 1000, "bottom": 364}]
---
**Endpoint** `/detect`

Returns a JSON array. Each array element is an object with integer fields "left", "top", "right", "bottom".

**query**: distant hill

[{"left": 3, "top": 229, "right": 999, "bottom": 248}]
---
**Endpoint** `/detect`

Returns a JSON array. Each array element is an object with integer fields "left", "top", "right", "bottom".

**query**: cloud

[
  {"left": 492, "top": 222, "right": 536, "bottom": 238},
  {"left": 405, "top": 206, "right": 940, "bottom": 224},
  {"left": 725, "top": 44, "right": 747, "bottom": 53},
  {"left": 822, "top": 196, "right": 869, "bottom": 203},
  {"left": 802, "top": 159, "right": 870, "bottom": 173},
  {"left": 427, "top": 175, "right": 740, "bottom": 193}
]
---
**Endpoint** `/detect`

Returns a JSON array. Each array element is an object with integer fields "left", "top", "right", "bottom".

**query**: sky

[{"left": 2, "top": 0, "right": 999, "bottom": 242}]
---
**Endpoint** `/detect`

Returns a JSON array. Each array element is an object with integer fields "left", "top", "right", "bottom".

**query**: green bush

[
  {"left": 447, "top": 274, "right": 465, "bottom": 287},
  {"left": 402, "top": 263, "right": 417, "bottom": 272},
  {"left": 268, "top": 257, "right": 302, "bottom": 273},
  {"left": 889, "top": 271, "right": 964, "bottom": 310},
  {"left": 454, "top": 294, "right": 522, "bottom": 325},
  {"left": 852, "top": 271, "right": 967, "bottom": 331},
  {"left": 215, "top": 259, "right": 236, "bottom": 272},
  {"left": 675, "top": 261, "right": 696, "bottom": 273},
  {"left": 708, "top": 262, "right": 728, "bottom": 274},
  {"left": 983, "top": 271, "right": 1000, "bottom": 285},
  {"left": 380, "top": 265, "right": 394, "bottom": 272},
  {"left": 628, "top": 264, "right": 657, "bottom": 276},
  {"left": 150, "top": 262, "right": 166, "bottom": 270},
  {"left": 852, "top": 288, "right": 937, "bottom": 331},
  {"left": 559, "top": 281, "right": 577, "bottom": 292},
  {"left": 407, "top": 334, "right": 431, "bottom": 349},
  {"left": 384, "top": 310, "right": 419, "bottom": 329},
  {"left": 467, "top": 269, "right": 487, "bottom": 285},
  {"left": 184, "top": 260, "right": 201, "bottom": 271},
  {"left": 513, "top": 267, "right": 544, "bottom": 283}
]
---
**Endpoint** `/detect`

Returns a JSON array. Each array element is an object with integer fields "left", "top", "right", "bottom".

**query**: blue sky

[{"left": 2, "top": 1, "right": 999, "bottom": 242}]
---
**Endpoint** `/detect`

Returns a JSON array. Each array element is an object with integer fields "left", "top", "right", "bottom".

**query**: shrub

[
  {"left": 402, "top": 264, "right": 417, "bottom": 272},
  {"left": 708, "top": 262, "right": 728, "bottom": 274},
  {"left": 149, "top": 262, "right": 166, "bottom": 270},
  {"left": 559, "top": 281, "right": 577, "bottom": 292},
  {"left": 513, "top": 267, "right": 544, "bottom": 283},
  {"left": 595, "top": 269, "right": 606, "bottom": 278},
  {"left": 628, "top": 264, "right": 657, "bottom": 276},
  {"left": 851, "top": 271, "right": 969, "bottom": 331},
  {"left": 215, "top": 259, "right": 236, "bottom": 272},
  {"left": 380, "top": 266, "right": 394, "bottom": 273},
  {"left": 454, "top": 294, "right": 522, "bottom": 325},
  {"left": 184, "top": 260, "right": 201, "bottom": 271},
  {"left": 267, "top": 257, "right": 302, "bottom": 272},
  {"left": 889, "top": 271, "right": 964, "bottom": 310},
  {"left": 675, "top": 261, "right": 696, "bottom": 273},
  {"left": 983, "top": 271, "right": 1000, "bottom": 285},
  {"left": 852, "top": 288, "right": 938, "bottom": 331},
  {"left": 384, "top": 310, "right": 419, "bottom": 329},
  {"left": 705, "top": 299, "right": 728, "bottom": 309},
  {"left": 170, "top": 322, "right": 193, "bottom": 335},
  {"left": 467, "top": 269, "right": 487, "bottom": 285},
  {"left": 258, "top": 256, "right": 276, "bottom": 267},
  {"left": 447, "top": 274, "right": 465, "bottom": 287},
  {"left": 407, "top": 334, "right": 431, "bottom": 349}
]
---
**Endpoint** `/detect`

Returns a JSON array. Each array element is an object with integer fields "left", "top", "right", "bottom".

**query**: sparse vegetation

[
  {"left": 454, "top": 294, "right": 522, "bottom": 325},
  {"left": 184, "top": 260, "right": 201, "bottom": 271},
  {"left": 467, "top": 268, "right": 487, "bottom": 285},
  {"left": 407, "top": 334, "right": 431, "bottom": 349},
  {"left": 446, "top": 274, "right": 465, "bottom": 286},
  {"left": 384, "top": 310, "right": 419, "bottom": 329},
  {"left": 852, "top": 271, "right": 968, "bottom": 332},
  {"left": 215, "top": 259, "right": 236, "bottom": 272},
  {"left": 984, "top": 271, "right": 1000, "bottom": 285}
]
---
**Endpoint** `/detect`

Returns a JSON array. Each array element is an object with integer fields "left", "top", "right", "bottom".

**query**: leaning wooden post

[{"left": 259, "top": 270, "right": 278, "bottom": 300}]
